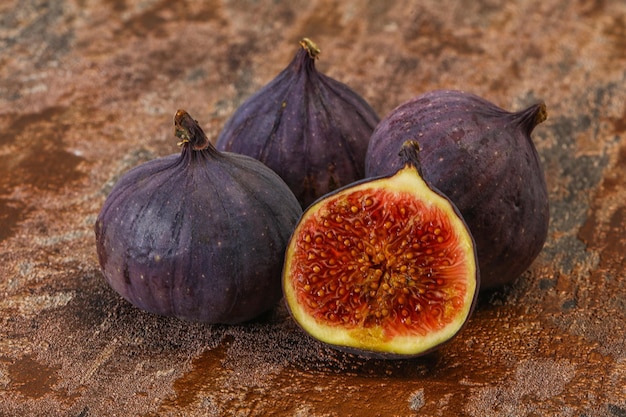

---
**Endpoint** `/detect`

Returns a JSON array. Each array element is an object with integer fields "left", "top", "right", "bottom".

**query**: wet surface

[
  {"left": 1, "top": 0, "right": 625, "bottom": 416},
  {"left": 0, "top": 107, "right": 86, "bottom": 190},
  {"left": 5, "top": 355, "right": 60, "bottom": 400}
]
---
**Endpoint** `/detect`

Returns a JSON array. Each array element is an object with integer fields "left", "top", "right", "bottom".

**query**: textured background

[{"left": 0, "top": 1, "right": 625, "bottom": 416}]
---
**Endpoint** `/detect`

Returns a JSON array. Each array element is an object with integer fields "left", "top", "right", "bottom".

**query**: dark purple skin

[
  {"left": 215, "top": 39, "right": 380, "bottom": 208},
  {"left": 94, "top": 110, "right": 302, "bottom": 324},
  {"left": 365, "top": 90, "right": 549, "bottom": 289}
]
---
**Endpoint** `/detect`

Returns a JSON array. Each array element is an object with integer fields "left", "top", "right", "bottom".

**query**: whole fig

[
  {"left": 283, "top": 141, "right": 479, "bottom": 358},
  {"left": 216, "top": 38, "right": 380, "bottom": 208},
  {"left": 365, "top": 90, "right": 549, "bottom": 289},
  {"left": 95, "top": 110, "right": 302, "bottom": 324}
]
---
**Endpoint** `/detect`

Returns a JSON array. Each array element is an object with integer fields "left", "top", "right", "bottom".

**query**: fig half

[
  {"left": 366, "top": 90, "right": 549, "bottom": 289},
  {"left": 283, "top": 141, "right": 479, "bottom": 358}
]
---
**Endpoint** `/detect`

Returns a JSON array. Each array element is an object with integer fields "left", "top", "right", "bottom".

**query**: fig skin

[
  {"left": 94, "top": 110, "right": 302, "bottom": 324},
  {"left": 216, "top": 38, "right": 380, "bottom": 208},
  {"left": 365, "top": 90, "right": 549, "bottom": 289},
  {"left": 283, "top": 141, "right": 479, "bottom": 359}
]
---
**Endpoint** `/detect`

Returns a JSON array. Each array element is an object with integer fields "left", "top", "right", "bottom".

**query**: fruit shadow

[
  {"left": 244, "top": 302, "right": 455, "bottom": 380},
  {"left": 66, "top": 272, "right": 488, "bottom": 384}
]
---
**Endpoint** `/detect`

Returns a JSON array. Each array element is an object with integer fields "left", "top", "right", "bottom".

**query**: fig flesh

[
  {"left": 283, "top": 141, "right": 479, "bottom": 358},
  {"left": 365, "top": 90, "right": 549, "bottom": 289},
  {"left": 95, "top": 110, "right": 302, "bottom": 324},
  {"left": 216, "top": 38, "right": 380, "bottom": 208}
]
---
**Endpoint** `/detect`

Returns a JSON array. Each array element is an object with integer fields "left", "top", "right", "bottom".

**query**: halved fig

[{"left": 282, "top": 141, "right": 479, "bottom": 358}]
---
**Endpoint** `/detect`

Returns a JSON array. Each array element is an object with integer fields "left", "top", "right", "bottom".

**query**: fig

[
  {"left": 94, "top": 110, "right": 302, "bottom": 324},
  {"left": 215, "top": 38, "right": 380, "bottom": 208},
  {"left": 365, "top": 90, "right": 549, "bottom": 289},
  {"left": 282, "top": 141, "right": 479, "bottom": 358}
]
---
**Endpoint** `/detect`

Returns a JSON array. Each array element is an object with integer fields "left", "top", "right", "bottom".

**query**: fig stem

[
  {"left": 174, "top": 109, "right": 210, "bottom": 151},
  {"left": 300, "top": 38, "right": 321, "bottom": 59},
  {"left": 535, "top": 102, "right": 548, "bottom": 125},
  {"left": 399, "top": 141, "right": 425, "bottom": 177}
]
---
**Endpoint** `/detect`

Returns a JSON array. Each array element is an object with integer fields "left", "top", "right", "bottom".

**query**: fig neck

[
  {"left": 291, "top": 38, "right": 319, "bottom": 74},
  {"left": 514, "top": 102, "right": 548, "bottom": 135}
]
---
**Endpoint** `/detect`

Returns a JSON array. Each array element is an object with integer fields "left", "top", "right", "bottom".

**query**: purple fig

[
  {"left": 95, "top": 110, "right": 302, "bottom": 323},
  {"left": 216, "top": 38, "right": 380, "bottom": 208},
  {"left": 365, "top": 90, "right": 549, "bottom": 289}
]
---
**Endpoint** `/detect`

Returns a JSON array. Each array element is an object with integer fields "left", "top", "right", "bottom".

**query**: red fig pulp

[{"left": 283, "top": 141, "right": 479, "bottom": 358}]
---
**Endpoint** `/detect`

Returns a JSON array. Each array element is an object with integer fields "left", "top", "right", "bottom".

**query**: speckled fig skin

[
  {"left": 94, "top": 110, "right": 302, "bottom": 324},
  {"left": 215, "top": 38, "right": 380, "bottom": 208},
  {"left": 365, "top": 90, "right": 549, "bottom": 289}
]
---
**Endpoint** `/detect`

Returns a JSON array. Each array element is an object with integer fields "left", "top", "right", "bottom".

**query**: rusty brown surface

[{"left": 0, "top": 1, "right": 625, "bottom": 416}]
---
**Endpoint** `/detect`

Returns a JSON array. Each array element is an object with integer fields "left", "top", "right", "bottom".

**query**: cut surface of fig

[{"left": 283, "top": 142, "right": 478, "bottom": 357}]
